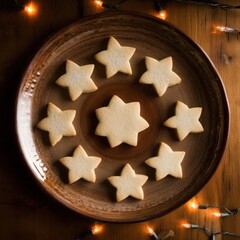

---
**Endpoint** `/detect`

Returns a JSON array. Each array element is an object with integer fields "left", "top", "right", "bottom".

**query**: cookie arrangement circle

[
  {"left": 16, "top": 12, "right": 229, "bottom": 222},
  {"left": 36, "top": 36, "right": 204, "bottom": 202}
]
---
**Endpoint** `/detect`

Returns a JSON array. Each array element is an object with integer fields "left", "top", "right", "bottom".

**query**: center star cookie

[
  {"left": 37, "top": 102, "right": 76, "bottom": 146},
  {"left": 59, "top": 145, "right": 101, "bottom": 184},
  {"left": 108, "top": 163, "right": 148, "bottom": 202},
  {"left": 95, "top": 95, "right": 149, "bottom": 147},
  {"left": 139, "top": 56, "right": 181, "bottom": 97},
  {"left": 145, "top": 142, "right": 185, "bottom": 180},
  {"left": 95, "top": 36, "right": 136, "bottom": 78},
  {"left": 164, "top": 101, "right": 204, "bottom": 141},
  {"left": 55, "top": 60, "right": 98, "bottom": 101}
]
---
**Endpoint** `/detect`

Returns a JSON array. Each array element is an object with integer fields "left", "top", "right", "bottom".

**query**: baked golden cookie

[
  {"left": 56, "top": 60, "right": 97, "bottom": 101},
  {"left": 139, "top": 56, "right": 181, "bottom": 97},
  {"left": 95, "top": 95, "right": 149, "bottom": 147},
  {"left": 37, "top": 102, "right": 76, "bottom": 146},
  {"left": 59, "top": 145, "right": 101, "bottom": 184},
  {"left": 145, "top": 142, "right": 185, "bottom": 180},
  {"left": 108, "top": 163, "right": 148, "bottom": 202},
  {"left": 95, "top": 37, "right": 136, "bottom": 78},
  {"left": 164, "top": 101, "right": 204, "bottom": 141}
]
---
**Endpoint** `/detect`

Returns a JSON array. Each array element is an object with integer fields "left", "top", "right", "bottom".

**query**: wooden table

[{"left": 0, "top": 0, "right": 239, "bottom": 239}]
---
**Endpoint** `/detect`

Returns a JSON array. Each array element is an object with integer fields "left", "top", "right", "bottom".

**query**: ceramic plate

[{"left": 16, "top": 12, "right": 229, "bottom": 222}]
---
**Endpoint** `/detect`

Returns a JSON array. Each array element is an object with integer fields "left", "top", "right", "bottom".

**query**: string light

[
  {"left": 212, "top": 212, "right": 229, "bottom": 218},
  {"left": 146, "top": 226, "right": 174, "bottom": 240},
  {"left": 14, "top": 0, "right": 37, "bottom": 16},
  {"left": 189, "top": 202, "right": 240, "bottom": 218},
  {"left": 24, "top": 2, "right": 37, "bottom": 16},
  {"left": 213, "top": 25, "right": 240, "bottom": 34},
  {"left": 76, "top": 224, "right": 103, "bottom": 240},
  {"left": 182, "top": 223, "right": 240, "bottom": 239},
  {"left": 93, "top": 0, "right": 240, "bottom": 24},
  {"left": 91, "top": 224, "right": 103, "bottom": 235},
  {"left": 147, "top": 226, "right": 160, "bottom": 240},
  {"left": 154, "top": 0, "right": 167, "bottom": 20},
  {"left": 158, "top": 10, "right": 167, "bottom": 20},
  {"left": 94, "top": 0, "right": 240, "bottom": 11},
  {"left": 175, "top": 0, "right": 240, "bottom": 9},
  {"left": 95, "top": 0, "right": 103, "bottom": 6},
  {"left": 189, "top": 201, "right": 208, "bottom": 210},
  {"left": 94, "top": 0, "right": 127, "bottom": 9}
]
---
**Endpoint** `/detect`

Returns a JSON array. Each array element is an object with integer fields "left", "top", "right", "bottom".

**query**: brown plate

[{"left": 16, "top": 12, "right": 229, "bottom": 222}]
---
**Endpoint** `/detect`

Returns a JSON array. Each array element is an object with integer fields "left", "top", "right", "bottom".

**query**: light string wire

[
  {"left": 95, "top": 0, "right": 127, "bottom": 9},
  {"left": 214, "top": 231, "right": 240, "bottom": 237},
  {"left": 174, "top": 0, "right": 240, "bottom": 9},
  {"left": 97, "top": 0, "right": 240, "bottom": 10},
  {"left": 184, "top": 224, "right": 240, "bottom": 239},
  {"left": 193, "top": 204, "right": 240, "bottom": 217}
]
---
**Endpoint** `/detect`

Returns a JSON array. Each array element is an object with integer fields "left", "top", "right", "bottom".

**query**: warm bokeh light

[
  {"left": 95, "top": 0, "right": 103, "bottom": 6},
  {"left": 158, "top": 10, "right": 167, "bottom": 20},
  {"left": 24, "top": 2, "right": 37, "bottom": 16},
  {"left": 212, "top": 25, "right": 233, "bottom": 34},
  {"left": 91, "top": 225, "right": 103, "bottom": 235},
  {"left": 216, "top": 25, "right": 227, "bottom": 32},
  {"left": 147, "top": 226, "right": 154, "bottom": 235},
  {"left": 182, "top": 223, "right": 192, "bottom": 229},
  {"left": 213, "top": 211, "right": 230, "bottom": 217},
  {"left": 213, "top": 212, "right": 221, "bottom": 217},
  {"left": 191, "top": 202, "right": 198, "bottom": 209},
  {"left": 187, "top": 199, "right": 199, "bottom": 210}
]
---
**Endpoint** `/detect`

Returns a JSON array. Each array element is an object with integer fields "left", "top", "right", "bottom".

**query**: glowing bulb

[
  {"left": 213, "top": 25, "right": 235, "bottom": 34},
  {"left": 212, "top": 25, "right": 223, "bottom": 34},
  {"left": 95, "top": 0, "right": 103, "bottom": 6},
  {"left": 158, "top": 10, "right": 167, "bottom": 20},
  {"left": 216, "top": 26, "right": 226, "bottom": 32},
  {"left": 213, "top": 212, "right": 230, "bottom": 217},
  {"left": 187, "top": 199, "right": 200, "bottom": 210},
  {"left": 191, "top": 202, "right": 198, "bottom": 209},
  {"left": 182, "top": 223, "right": 192, "bottom": 229},
  {"left": 147, "top": 226, "right": 154, "bottom": 235},
  {"left": 91, "top": 225, "right": 103, "bottom": 235},
  {"left": 146, "top": 226, "right": 159, "bottom": 239},
  {"left": 24, "top": 2, "right": 37, "bottom": 16},
  {"left": 213, "top": 212, "right": 221, "bottom": 217}
]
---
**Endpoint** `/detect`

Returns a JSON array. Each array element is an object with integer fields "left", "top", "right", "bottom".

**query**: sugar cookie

[
  {"left": 59, "top": 145, "right": 101, "bottom": 184},
  {"left": 37, "top": 102, "right": 76, "bottom": 146},
  {"left": 145, "top": 142, "right": 185, "bottom": 180},
  {"left": 139, "top": 56, "right": 181, "bottom": 97},
  {"left": 95, "top": 37, "right": 136, "bottom": 78},
  {"left": 95, "top": 95, "right": 149, "bottom": 147},
  {"left": 108, "top": 163, "right": 148, "bottom": 202},
  {"left": 56, "top": 60, "right": 97, "bottom": 101},
  {"left": 164, "top": 101, "right": 204, "bottom": 141}
]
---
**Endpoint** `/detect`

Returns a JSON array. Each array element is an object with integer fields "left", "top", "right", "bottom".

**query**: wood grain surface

[{"left": 0, "top": 0, "right": 240, "bottom": 239}]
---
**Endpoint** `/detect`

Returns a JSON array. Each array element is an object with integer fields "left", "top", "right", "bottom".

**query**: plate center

[{"left": 79, "top": 82, "right": 162, "bottom": 160}]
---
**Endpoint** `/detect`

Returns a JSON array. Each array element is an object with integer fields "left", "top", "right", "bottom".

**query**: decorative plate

[{"left": 16, "top": 12, "right": 229, "bottom": 222}]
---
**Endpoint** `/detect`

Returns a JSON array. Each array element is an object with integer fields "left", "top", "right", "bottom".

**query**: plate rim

[{"left": 15, "top": 11, "right": 230, "bottom": 223}]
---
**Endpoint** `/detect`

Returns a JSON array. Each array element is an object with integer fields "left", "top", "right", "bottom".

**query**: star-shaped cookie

[
  {"left": 145, "top": 142, "right": 185, "bottom": 180},
  {"left": 55, "top": 60, "right": 97, "bottom": 101},
  {"left": 164, "top": 101, "right": 204, "bottom": 141},
  {"left": 95, "top": 37, "right": 136, "bottom": 78},
  {"left": 108, "top": 163, "right": 148, "bottom": 202},
  {"left": 37, "top": 102, "right": 76, "bottom": 146},
  {"left": 139, "top": 56, "right": 181, "bottom": 97},
  {"left": 95, "top": 95, "right": 149, "bottom": 147},
  {"left": 59, "top": 145, "right": 101, "bottom": 184}
]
